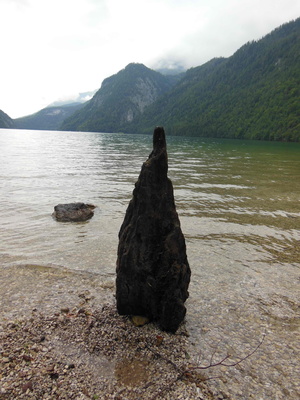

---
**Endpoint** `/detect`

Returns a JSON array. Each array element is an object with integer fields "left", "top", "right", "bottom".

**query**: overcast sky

[{"left": 1, "top": 0, "right": 299, "bottom": 118}]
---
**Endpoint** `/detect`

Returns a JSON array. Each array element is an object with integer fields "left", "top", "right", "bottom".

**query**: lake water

[{"left": 0, "top": 129, "right": 299, "bottom": 399}]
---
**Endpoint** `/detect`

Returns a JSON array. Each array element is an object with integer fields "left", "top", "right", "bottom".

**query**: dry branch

[{"left": 147, "top": 332, "right": 266, "bottom": 400}]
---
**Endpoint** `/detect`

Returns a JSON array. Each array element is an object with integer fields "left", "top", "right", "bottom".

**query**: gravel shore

[
  {"left": 2, "top": 264, "right": 298, "bottom": 399},
  {"left": 0, "top": 301, "right": 215, "bottom": 400}
]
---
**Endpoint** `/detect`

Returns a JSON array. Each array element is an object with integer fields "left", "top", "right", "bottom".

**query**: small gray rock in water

[
  {"left": 116, "top": 127, "right": 191, "bottom": 333},
  {"left": 52, "top": 203, "right": 95, "bottom": 222}
]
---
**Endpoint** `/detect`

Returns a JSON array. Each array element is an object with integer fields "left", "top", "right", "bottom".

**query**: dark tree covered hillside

[
  {"left": 0, "top": 110, "right": 14, "bottom": 129},
  {"left": 127, "top": 19, "right": 300, "bottom": 141}
]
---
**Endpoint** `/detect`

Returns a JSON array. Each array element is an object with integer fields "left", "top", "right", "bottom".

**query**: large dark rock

[
  {"left": 116, "top": 127, "right": 191, "bottom": 333},
  {"left": 52, "top": 203, "right": 95, "bottom": 222}
]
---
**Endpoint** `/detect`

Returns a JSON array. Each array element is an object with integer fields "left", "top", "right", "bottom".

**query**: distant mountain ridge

[
  {"left": 61, "top": 63, "right": 178, "bottom": 132},
  {"left": 0, "top": 110, "right": 14, "bottom": 129},
  {"left": 14, "top": 103, "right": 85, "bottom": 131}
]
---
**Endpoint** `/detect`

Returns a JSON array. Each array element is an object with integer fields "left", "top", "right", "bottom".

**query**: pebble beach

[{"left": 0, "top": 265, "right": 213, "bottom": 400}]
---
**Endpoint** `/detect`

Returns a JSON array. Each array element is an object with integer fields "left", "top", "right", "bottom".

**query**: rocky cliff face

[
  {"left": 121, "top": 77, "right": 161, "bottom": 123},
  {"left": 130, "top": 77, "right": 161, "bottom": 112}
]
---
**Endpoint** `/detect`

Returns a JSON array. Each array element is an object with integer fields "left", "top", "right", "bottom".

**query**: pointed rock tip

[{"left": 153, "top": 126, "right": 166, "bottom": 152}]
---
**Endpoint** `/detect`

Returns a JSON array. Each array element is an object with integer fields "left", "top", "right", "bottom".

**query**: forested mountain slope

[
  {"left": 0, "top": 110, "right": 14, "bottom": 129},
  {"left": 127, "top": 18, "right": 300, "bottom": 141},
  {"left": 14, "top": 103, "right": 85, "bottom": 131},
  {"left": 61, "top": 63, "right": 177, "bottom": 132}
]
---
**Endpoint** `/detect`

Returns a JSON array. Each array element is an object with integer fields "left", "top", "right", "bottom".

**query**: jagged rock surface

[{"left": 116, "top": 127, "right": 191, "bottom": 333}]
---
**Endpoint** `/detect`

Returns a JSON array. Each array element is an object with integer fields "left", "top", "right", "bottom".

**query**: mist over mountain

[{"left": 48, "top": 90, "right": 97, "bottom": 107}]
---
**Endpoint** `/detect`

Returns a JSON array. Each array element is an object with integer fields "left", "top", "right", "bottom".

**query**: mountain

[
  {"left": 127, "top": 19, "right": 300, "bottom": 141},
  {"left": 60, "top": 63, "right": 178, "bottom": 132},
  {"left": 0, "top": 110, "right": 14, "bottom": 129},
  {"left": 14, "top": 103, "right": 85, "bottom": 131},
  {"left": 5, "top": 19, "right": 299, "bottom": 141}
]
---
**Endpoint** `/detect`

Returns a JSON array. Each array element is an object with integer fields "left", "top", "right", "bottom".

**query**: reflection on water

[{"left": 0, "top": 129, "right": 299, "bottom": 399}]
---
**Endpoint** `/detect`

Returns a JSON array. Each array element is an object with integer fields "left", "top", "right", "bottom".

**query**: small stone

[
  {"left": 49, "top": 372, "right": 59, "bottom": 380},
  {"left": 22, "top": 355, "right": 33, "bottom": 362},
  {"left": 58, "top": 315, "right": 66, "bottom": 323},
  {"left": 22, "top": 381, "right": 33, "bottom": 393},
  {"left": 78, "top": 291, "right": 91, "bottom": 301},
  {"left": 52, "top": 203, "right": 95, "bottom": 222},
  {"left": 155, "top": 335, "right": 164, "bottom": 346},
  {"left": 7, "top": 322, "right": 17, "bottom": 329},
  {"left": 131, "top": 316, "right": 150, "bottom": 327}
]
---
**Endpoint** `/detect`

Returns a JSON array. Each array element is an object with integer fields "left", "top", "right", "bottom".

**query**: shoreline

[
  {"left": 1, "top": 263, "right": 299, "bottom": 399},
  {"left": 0, "top": 264, "right": 212, "bottom": 399},
  {"left": 1, "top": 302, "right": 213, "bottom": 400}
]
